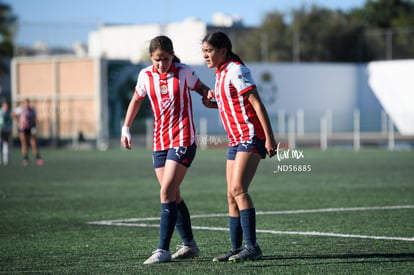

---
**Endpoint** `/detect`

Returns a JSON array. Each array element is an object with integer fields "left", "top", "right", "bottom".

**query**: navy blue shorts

[
  {"left": 19, "top": 127, "right": 36, "bottom": 136},
  {"left": 153, "top": 143, "right": 197, "bottom": 168},
  {"left": 227, "top": 136, "right": 266, "bottom": 160}
]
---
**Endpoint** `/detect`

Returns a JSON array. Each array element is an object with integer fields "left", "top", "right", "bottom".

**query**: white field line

[
  {"left": 191, "top": 204, "right": 414, "bottom": 219},
  {"left": 254, "top": 230, "right": 414, "bottom": 242},
  {"left": 87, "top": 205, "right": 414, "bottom": 242}
]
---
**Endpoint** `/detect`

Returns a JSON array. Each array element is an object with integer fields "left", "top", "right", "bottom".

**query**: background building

[
  {"left": 10, "top": 18, "right": 414, "bottom": 149},
  {"left": 88, "top": 18, "right": 207, "bottom": 65}
]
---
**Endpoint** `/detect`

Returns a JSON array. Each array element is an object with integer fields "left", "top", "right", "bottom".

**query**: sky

[{"left": 5, "top": 0, "right": 367, "bottom": 48}]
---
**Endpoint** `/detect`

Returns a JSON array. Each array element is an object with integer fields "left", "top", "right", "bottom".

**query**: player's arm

[
  {"left": 121, "top": 93, "right": 144, "bottom": 150},
  {"left": 245, "top": 88, "right": 277, "bottom": 157},
  {"left": 194, "top": 81, "right": 218, "bottom": 109}
]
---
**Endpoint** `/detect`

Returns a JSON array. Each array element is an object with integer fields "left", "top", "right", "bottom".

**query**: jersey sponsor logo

[{"left": 161, "top": 98, "right": 171, "bottom": 110}]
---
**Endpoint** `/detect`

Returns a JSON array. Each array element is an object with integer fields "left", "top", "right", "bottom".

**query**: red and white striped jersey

[
  {"left": 214, "top": 60, "right": 265, "bottom": 146},
  {"left": 135, "top": 63, "right": 199, "bottom": 151},
  {"left": 15, "top": 106, "right": 36, "bottom": 130}
]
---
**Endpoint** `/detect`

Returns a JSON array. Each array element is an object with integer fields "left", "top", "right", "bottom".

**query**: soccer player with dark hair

[
  {"left": 202, "top": 31, "right": 278, "bottom": 262},
  {"left": 121, "top": 35, "right": 214, "bottom": 264}
]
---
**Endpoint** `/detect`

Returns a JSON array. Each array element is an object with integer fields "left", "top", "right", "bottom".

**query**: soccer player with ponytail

[
  {"left": 202, "top": 31, "right": 278, "bottom": 262},
  {"left": 121, "top": 35, "right": 214, "bottom": 264}
]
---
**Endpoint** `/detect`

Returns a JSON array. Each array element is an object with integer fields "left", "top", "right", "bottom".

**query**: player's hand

[
  {"left": 202, "top": 95, "right": 218, "bottom": 109},
  {"left": 266, "top": 138, "right": 278, "bottom": 158},
  {"left": 121, "top": 126, "right": 131, "bottom": 150},
  {"left": 202, "top": 90, "right": 218, "bottom": 109},
  {"left": 207, "top": 90, "right": 215, "bottom": 100}
]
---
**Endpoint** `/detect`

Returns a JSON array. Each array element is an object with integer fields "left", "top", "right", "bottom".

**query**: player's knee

[
  {"left": 229, "top": 186, "right": 246, "bottom": 199},
  {"left": 160, "top": 185, "right": 176, "bottom": 202},
  {"left": 227, "top": 192, "right": 236, "bottom": 204},
  {"left": 226, "top": 190, "right": 233, "bottom": 199}
]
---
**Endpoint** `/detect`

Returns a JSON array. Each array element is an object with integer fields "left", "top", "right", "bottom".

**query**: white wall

[
  {"left": 191, "top": 63, "right": 376, "bottom": 134},
  {"left": 368, "top": 60, "right": 414, "bottom": 135},
  {"left": 88, "top": 18, "right": 207, "bottom": 65},
  {"left": 87, "top": 19, "right": 411, "bottom": 136}
]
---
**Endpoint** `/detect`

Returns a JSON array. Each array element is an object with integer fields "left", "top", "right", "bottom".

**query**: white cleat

[
  {"left": 143, "top": 249, "right": 171, "bottom": 264},
  {"left": 172, "top": 240, "right": 200, "bottom": 259}
]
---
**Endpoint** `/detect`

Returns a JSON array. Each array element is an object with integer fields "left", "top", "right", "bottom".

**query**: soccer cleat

[
  {"left": 172, "top": 240, "right": 200, "bottom": 259},
  {"left": 212, "top": 248, "right": 242, "bottom": 262},
  {"left": 228, "top": 245, "right": 262, "bottom": 263},
  {"left": 143, "top": 249, "right": 171, "bottom": 264},
  {"left": 36, "top": 157, "right": 43, "bottom": 166},
  {"left": 23, "top": 158, "right": 29, "bottom": 166}
]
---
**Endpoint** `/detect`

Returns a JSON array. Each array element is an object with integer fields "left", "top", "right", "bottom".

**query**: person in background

[
  {"left": 13, "top": 99, "right": 43, "bottom": 166},
  {"left": 0, "top": 101, "right": 12, "bottom": 165},
  {"left": 202, "top": 31, "right": 278, "bottom": 263}
]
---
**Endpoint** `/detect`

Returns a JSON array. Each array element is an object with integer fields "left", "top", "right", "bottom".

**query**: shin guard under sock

[
  {"left": 176, "top": 200, "right": 194, "bottom": 245},
  {"left": 158, "top": 201, "right": 177, "bottom": 251},
  {"left": 240, "top": 208, "right": 257, "bottom": 248},
  {"left": 229, "top": 216, "right": 243, "bottom": 250}
]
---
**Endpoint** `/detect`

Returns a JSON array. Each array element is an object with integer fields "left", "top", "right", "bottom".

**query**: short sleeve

[
  {"left": 135, "top": 70, "right": 147, "bottom": 99},
  {"left": 180, "top": 64, "right": 199, "bottom": 90},
  {"left": 230, "top": 65, "right": 256, "bottom": 95}
]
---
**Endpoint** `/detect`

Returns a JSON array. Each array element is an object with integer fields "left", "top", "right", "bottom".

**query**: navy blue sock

[
  {"left": 176, "top": 200, "right": 194, "bottom": 245},
  {"left": 158, "top": 201, "right": 177, "bottom": 251},
  {"left": 229, "top": 216, "right": 243, "bottom": 250},
  {"left": 240, "top": 208, "right": 257, "bottom": 248}
]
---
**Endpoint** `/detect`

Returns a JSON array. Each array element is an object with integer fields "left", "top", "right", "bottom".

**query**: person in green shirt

[{"left": 0, "top": 101, "right": 12, "bottom": 165}]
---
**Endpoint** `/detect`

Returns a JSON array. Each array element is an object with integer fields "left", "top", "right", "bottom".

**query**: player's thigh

[
  {"left": 155, "top": 165, "right": 183, "bottom": 201},
  {"left": 226, "top": 159, "right": 235, "bottom": 193},
  {"left": 155, "top": 167, "right": 165, "bottom": 186},
  {"left": 232, "top": 151, "right": 261, "bottom": 191},
  {"left": 161, "top": 160, "right": 188, "bottom": 190}
]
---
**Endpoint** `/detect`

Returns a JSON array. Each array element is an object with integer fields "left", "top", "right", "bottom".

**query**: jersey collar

[
  {"left": 152, "top": 63, "right": 176, "bottom": 80},
  {"left": 215, "top": 60, "right": 232, "bottom": 73}
]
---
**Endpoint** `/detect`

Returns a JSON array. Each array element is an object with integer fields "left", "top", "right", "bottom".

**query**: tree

[
  {"left": 235, "top": 4, "right": 368, "bottom": 62},
  {"left": 235, "top": 0, "right": 414, "bottom": 62},
  {"left": 260, "top": 11, "right": 291, "bottom": 62},
  {"left": 268, "top": 5, "right": 366, "bottom": 62},
  {"left": 0, "top": 2, "right": 17, "bottom": 57},
  {"left": 351, "top": 0, "right": 414, "bottom": 59},
  {"left": 353, "top": 0, "right": 414, "bottom": 28}
]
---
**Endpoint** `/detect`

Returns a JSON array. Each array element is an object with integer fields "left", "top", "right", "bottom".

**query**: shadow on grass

[
  {"left": 171, "top": 253, "right": 414, "bottom": 267},
  {"left": 253, "top": 253, "right": 414, "bottom": 267}
]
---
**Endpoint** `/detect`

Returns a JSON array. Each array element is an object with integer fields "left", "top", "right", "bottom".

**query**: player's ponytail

[
  {"left": 228, "top": 52, "right": 244, "bottom": 65},
  {"left": 149, "top": 35, "right": 181, "bottom": 63},
  {"left": 202, "top": 31, "right": 244, "bottom": 65}
]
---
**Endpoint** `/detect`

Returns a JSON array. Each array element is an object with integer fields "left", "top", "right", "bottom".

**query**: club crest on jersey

[{"left": 161, "top": 85, "right": 168, "bottom": 95}]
